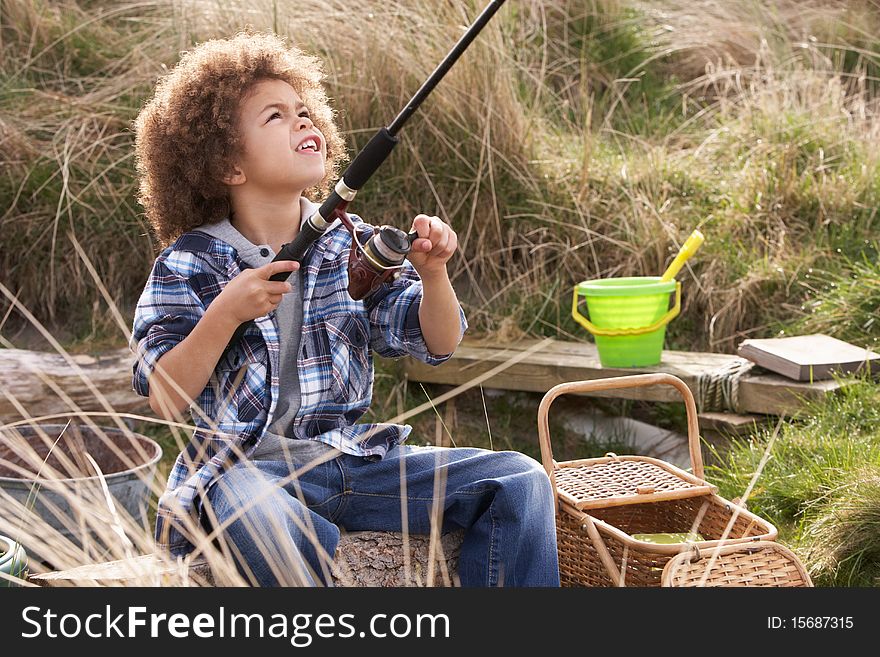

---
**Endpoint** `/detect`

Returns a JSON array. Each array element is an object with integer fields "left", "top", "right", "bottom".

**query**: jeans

[{"left": 204, "top": 442, "right": 560, "bottom": 587}]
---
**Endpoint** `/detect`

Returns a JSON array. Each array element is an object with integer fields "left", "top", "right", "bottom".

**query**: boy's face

[{"left": 227, "top": 78, "right": 327, "bottom": 196}]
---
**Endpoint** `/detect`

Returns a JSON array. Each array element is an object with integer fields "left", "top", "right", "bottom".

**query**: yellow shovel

[{"left": 661, "top": 230, "right": 705, "bottom": 282}]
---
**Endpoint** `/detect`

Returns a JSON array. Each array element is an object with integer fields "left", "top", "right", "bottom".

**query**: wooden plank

[
  {"left": 698, "top": 412, "right": 769, "bottom": 437},
  {"left": 403, "top": 338, "right": 846, "bottom": 416},
  {"left": 29, "top": 531, "right": 464, "bottom": 587},
  {"left": 736, "top": 373, "right": 840, "bottom": 415},
  {"left": 29, "top": 553, "right": 213, "bottom": 587}
]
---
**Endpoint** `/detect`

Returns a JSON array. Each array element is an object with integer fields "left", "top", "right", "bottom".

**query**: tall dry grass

[
  {"left": 2, "top": 0, "right": 879, "bottom": 349},
  {"left": 2, "top": 0, "right": 880, "bottom": 587}
]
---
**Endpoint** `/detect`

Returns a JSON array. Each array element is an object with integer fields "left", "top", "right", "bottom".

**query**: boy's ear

[{"left": 223, "top": 165, "right": 246, "bottom": 186}]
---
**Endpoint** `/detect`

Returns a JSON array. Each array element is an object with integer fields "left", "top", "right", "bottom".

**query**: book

[{"left": 737, "top": 334, "right": 880, "bottom": 381}]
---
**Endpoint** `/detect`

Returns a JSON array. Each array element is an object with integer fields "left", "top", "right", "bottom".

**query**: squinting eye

[
  {"left": 267, "top": 111, "right": 282, "bottom": 122},
  {"left": 299, "top": 112, "right": 310, "bottom": 119}
]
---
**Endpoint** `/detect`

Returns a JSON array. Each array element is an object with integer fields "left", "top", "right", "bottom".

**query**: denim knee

[
  {"left": 204, "top": 463, "right": 339, "bottom": 586},
  {"left": 207, "top": 464, "right": 277, "bottom": 524},
  {"left": 492, "top": 451, "right": 554, "bottom": 506},
  {"left": 206, "top": 464, "right": 319, "bottom": 548}
]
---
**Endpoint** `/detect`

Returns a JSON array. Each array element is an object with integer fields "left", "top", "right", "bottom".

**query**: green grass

[
  {"left": 706, "top": 377, "right": 880, "bottom": 584},
  {"left": 800, "top": 466, "right": 880, "bottom": 586},
  {"left": 789, "top": 246, "right": 880, "bottom": 346}
]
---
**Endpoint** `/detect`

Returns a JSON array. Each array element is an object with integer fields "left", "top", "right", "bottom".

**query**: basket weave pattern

[
  {"left": 662, "top": 541, "right": 813, "bottom": 587},
  {"left": 556, "top": 458, "right": 708, "bottom": 506},
  {"left": 558, "top": 496, "right": 772, "bottom": 587},
  {"left": 558, "top": 512, "right": 614, "bottom": 587}
]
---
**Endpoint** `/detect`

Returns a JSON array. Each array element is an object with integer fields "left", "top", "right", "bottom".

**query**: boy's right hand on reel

[{"left": 213, "top": 260, "right": 299, "bottom": 324}]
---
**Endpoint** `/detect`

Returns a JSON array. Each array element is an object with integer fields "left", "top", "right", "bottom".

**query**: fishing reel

[{"left": 342, "top": 214, "right": 420, "bottom": 300}]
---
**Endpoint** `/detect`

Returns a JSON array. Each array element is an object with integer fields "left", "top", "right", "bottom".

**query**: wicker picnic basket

[
  {"left": 661, "top": 541, "right": 813, "bottom": 587},
  {"left": 537, "top": 373, "right": 778, "bottom": 587}
]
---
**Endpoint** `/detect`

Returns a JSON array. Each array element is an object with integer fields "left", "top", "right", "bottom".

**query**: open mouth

[{"left": 295, "top": 136, "right": 321, "bottom": 154}]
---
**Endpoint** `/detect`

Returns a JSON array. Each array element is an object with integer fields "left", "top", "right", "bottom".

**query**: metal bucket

[
  {"left": 0, "top": 533, "right": 28, "bottom": 585},
  {"left": 0, "top": 424, "right": 161, "bottom": 563}
]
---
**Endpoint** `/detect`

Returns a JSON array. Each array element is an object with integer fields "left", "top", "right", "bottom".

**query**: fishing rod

[{"left": 229, "top": 0, "right": 508, "bottom": 347}]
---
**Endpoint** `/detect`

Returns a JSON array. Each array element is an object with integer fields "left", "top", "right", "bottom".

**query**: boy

[{"left": 131, "top": 31, "right": 559, "bottom": 586}]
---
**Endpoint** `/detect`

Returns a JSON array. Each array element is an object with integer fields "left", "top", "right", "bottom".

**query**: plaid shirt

[{"left": 131, "top": 215, "right": 467, "bottom": 556}]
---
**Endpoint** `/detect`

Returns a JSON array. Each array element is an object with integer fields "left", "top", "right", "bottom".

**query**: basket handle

[
  {"left": 537, "top": 373, "right": 704, "bottom": 509},
  {"left": 580, "top": 512, "right": 625, "bottom": 586}
]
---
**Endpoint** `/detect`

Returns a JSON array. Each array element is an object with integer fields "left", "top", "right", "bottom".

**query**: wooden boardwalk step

[
  {"left": 29, "top": 530, "right": 464, "bottom": 587},
  {"left": 403, "top": 338, "right": 847, "bottom": 416}
]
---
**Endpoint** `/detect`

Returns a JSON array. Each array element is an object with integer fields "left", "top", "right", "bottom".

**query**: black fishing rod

[{"left": 228, "top": 0, "right": 507, "bottom": 347}]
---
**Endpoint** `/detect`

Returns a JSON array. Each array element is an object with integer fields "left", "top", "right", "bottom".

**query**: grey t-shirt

[{"left": 198, "top": 206, "right": 321, "bottom": 462}]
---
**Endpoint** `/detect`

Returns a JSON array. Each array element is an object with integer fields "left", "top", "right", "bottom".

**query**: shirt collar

[{"left": 197, "top": 196, "right": 324, "bottom": 267}]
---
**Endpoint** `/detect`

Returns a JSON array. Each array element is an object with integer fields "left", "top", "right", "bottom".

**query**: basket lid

[
  {"left": 661, "top": 541, "right": 813, "bottom": 587},
  {"left": 554, "top": 455, "right": 716, "bottom": 510}
]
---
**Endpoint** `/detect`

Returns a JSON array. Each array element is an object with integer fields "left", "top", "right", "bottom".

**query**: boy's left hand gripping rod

[{"left": 226, "top": 0, "right": 507, "bottom": 349}]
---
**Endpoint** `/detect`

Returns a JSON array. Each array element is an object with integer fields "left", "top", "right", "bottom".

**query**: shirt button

[{"left": 259, "top": 248, "right": 270, "bottom": 257}]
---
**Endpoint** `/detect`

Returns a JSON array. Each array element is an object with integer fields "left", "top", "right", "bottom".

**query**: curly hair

[{"left": 134, "top": 32, "right": 346, "bottom": 246}]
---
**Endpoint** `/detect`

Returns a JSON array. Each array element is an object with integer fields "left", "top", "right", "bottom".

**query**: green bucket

[{"left": 572, "top": 276, "right": 681, "bottom": 367}]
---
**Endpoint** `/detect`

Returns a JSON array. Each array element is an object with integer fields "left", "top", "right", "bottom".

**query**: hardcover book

[{"left": 737, "top": 334, "right": 880, "bottom": 381}]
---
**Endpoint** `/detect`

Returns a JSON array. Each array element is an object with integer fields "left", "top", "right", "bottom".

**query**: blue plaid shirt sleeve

[
  {"left": 366, "top": 260, "right": 468, "bottom": 365},
  {"left": 130, "top": 250, "right": 207, "bottom": 397}
]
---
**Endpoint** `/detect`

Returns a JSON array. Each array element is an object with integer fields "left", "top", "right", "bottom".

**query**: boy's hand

[
  {"left": 407, "top": 214, "right": 457, "bottom": 278},
  {"left": 212, "top": 260, "right": 299, "bottom": 325}
]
